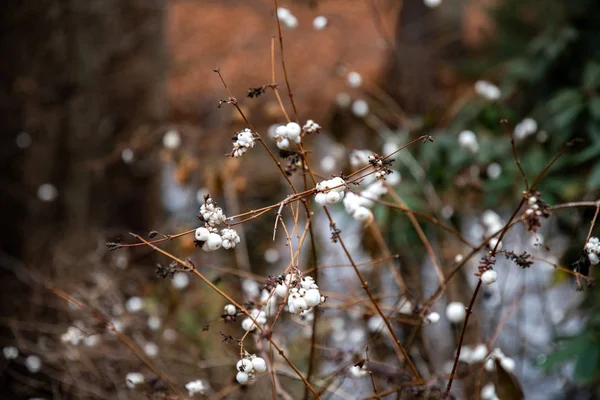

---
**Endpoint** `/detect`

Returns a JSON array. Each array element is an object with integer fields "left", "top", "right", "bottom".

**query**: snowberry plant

[{"left": 93, "top": 5, "right": 600, "bottom": 400}]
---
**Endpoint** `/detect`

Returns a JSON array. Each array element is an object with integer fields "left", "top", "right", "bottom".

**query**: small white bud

[{"left": 424, "top": 312, "right": 440, "bottom": 324}]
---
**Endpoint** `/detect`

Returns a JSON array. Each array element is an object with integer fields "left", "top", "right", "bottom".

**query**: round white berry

[
  {"left": 236, "top": 358, "right": 253, "bottom": 373},
  {"left": 277, "top": 138, "right": 290, "bottom": 150},
  {"left": 424, "top": 312, "right": 440, "bottom": 324},
  {"left": 292, "top": 297, "right": 308, "bottom": 314},
  {"left": 241, "top": 318, "right": 256, "bottom": 332},
  {"left": 162, "top": 130, "right": 181, "bottom": 149},
  {"left": 286, "top": 122, "right": 301, "bottom": 138},
  {"left": 252, "top": 357, "right": 267, "bottom": 373},
  {"left": 205, "top": 233, "right": 222, "bottom": 251},
  {"left": 500, "top": 356, "right": 516, "bottom": 372},
  {"left": 446, "top": 302, "right": 466, "bottom": 323},
  {"left": 458, "top": 130, "right": 479, "bottom": 153},
  {"left": 528, "top": 196, "right": 537, "bottom": 205},
  {"left": 224, "top": 304, "right": 236, "bottom": 316},
  {"left": 481, "top": 383, "right": 496, "bottom": 399},
  {"left": 353, "top": 206, "right": 373, "bottom": 223},
  {"left": 304, "top": 289, "right": 321, "bottom": 307},
  {"left": 347, "top": 71, "right": 362, "bottom": 88},
  {"left": 471, "top": 344, "right": 488, "bottom": 363},
  {"left": 481, "top": 270, "right": 497, "bottom": 285},
  {"left": 274, "top": 283, "right": 288, "bottom": 297},
  {"left": 195, "top": 227, "right": 210, "bottom": 242},
  {"left": 588, "top": 252, "right": 599, "bottom": 265},
  {"left": 236, "top": 371, "right": 249, "bottom": 385},
  {"left": 326, "top": 191, "right": 342, "bottom": 204},
  {"left": 329, "top": 176, "right": 345, "bottom": 189},
  {"left": 275, "top": 125, "right": 288, "bottom": 138},
  {"left": 351, "top": 99, "right": 369, "bottom": 117},
  {"left": 312, "top": 15, "right": 328, "bottom": 30},
  {"left": 300, "top": 276, "right": 314, "bottom": 289}
]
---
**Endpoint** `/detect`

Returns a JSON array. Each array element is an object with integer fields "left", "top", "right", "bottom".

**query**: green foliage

[{"left": 440, "top": 0, "right": 600, "bottom": 389}]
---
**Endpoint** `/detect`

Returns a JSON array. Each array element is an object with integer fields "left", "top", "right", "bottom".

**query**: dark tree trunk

[{"left": 0, "top": 0, "right": 166, "bottom": 397}]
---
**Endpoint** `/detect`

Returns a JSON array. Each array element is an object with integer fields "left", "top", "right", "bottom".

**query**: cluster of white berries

[
  {"left": 524, "top": 195, "right": 544, "bottom": 218},
  {"left": 455, "top": 344, "right": 514, "bottom": 374},
  {"left": 474, "top": 80, "right": 501, "bottom": 101},
  {"left": 314, "top": 177, "right": 346, "bottom": 205},
  {"left": 302, "top": 119, "right": 321, "bottom": 134},
  {"left": 274, "top": 274, "right": 324, "bottom": 315},
  {"left": 195, "top": 198, "right": 241, "bottom": 251},
  {"left": 458, "top": 130, "right": 479, "bottom": 153},
  {"left": 343, "top": 192, "right": 374, "bottom": 223},
  {"left": 241, "top": 308, "right": 268, "bottom": 332},
  {"left": 343, "top": 180, "right": 389, "bottom": 223},
  {"left": 514, "top": 118, "right": 538, "bottom": 140},
  {"left": 220, "top": 228, "right": 241, "bottom": 249},
  {"left": 231, "top": 128, "right": 255, "bottom": 158},
  {"left": 484, "top": 348, "right": 515, "bottom": 372},
  {"left": 585, "top": 237, "right": 600, "bottom": 265},
  {"left": 61, "top": 326, "right": 85, "bottom": 345},
  {"left": 273, "top": 122, "right": 302, "bottom": 149},
  {"left": 199, "top": 197, "right": 227, "bottom": 226},
  {"left": 277, "top": 7, "right": 298, "bottom": 29},
  {"left": 235, "top": 354, "right": 268, "bottom": 385},
  {"left": 185, "top": 380, "right": 207, "bottom": 397}
]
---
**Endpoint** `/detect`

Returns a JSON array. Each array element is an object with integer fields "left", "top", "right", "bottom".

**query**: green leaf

[
  {"left": 589, "top": 96, "right": 600, "bottom": 119},
  {"left": 583, "top": 62, "right": 600, "bottom": 90},
  {"left": 574, "top": 342, "right": 599, "bottom": 384},
  {"left": 544, "top": 337, "right": 588, "bottom": 372},
  {"left": 588, "top": 162, "right": 600, "bottom": 190}
]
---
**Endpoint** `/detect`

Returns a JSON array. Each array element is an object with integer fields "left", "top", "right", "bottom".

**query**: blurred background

[{"left": 1, "top": 0, "right": 600, "bottom": 399}]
